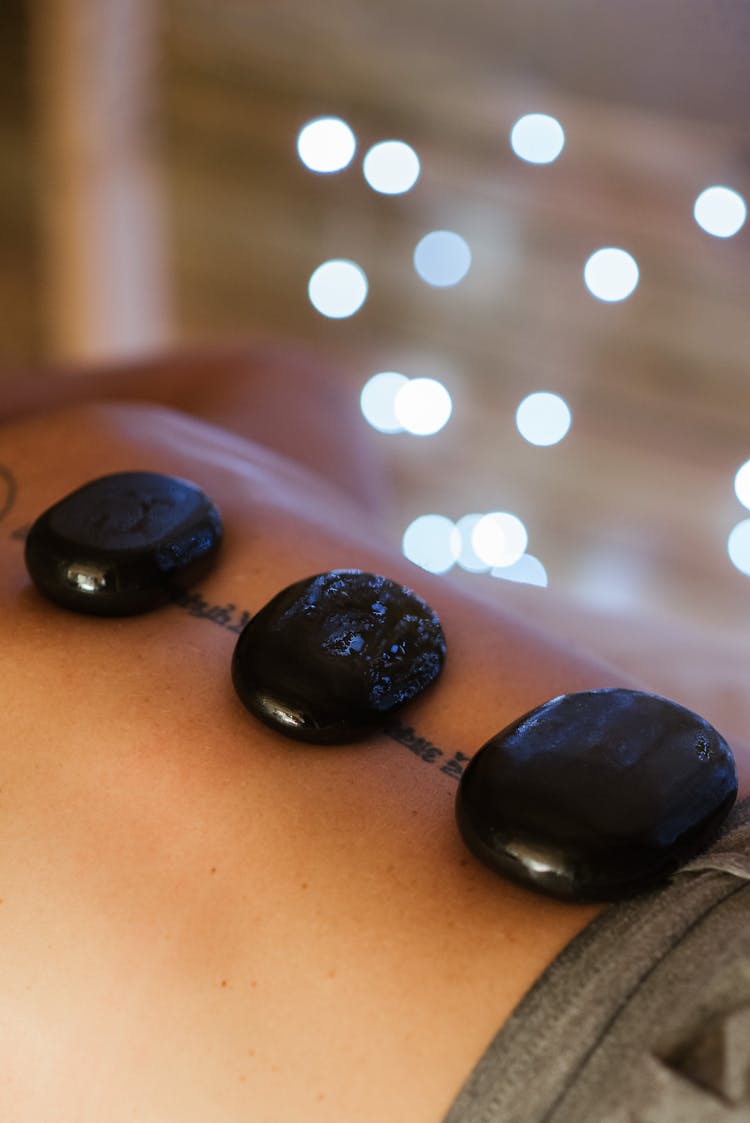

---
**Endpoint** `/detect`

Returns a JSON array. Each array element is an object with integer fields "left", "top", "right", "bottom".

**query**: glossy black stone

[
  {"left": 456, "top": 688, "right": 737, "bottom": 902},
  {"left": 24, "top": 471, "right": 223, "bottom": 615},
  {"left": 231, "top": 569, "right": 446, "bottom": 742}
]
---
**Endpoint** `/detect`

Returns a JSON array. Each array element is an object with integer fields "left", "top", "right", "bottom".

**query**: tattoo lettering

[
  {"left": 171, "top": 588, "right": 252, "bottom": 634},
  {"left": 386, "top": 721, "right": 444, "bottom": 764},
  {"left": 171, "top": 589, "right": 469, "bottom": 777},
  {"left": 4, "top": 485, "right": 469, "bottom": 777},
  {"left": 385, "top": 722, "right": 466, "bottom": 779},
  {"left": 439, "top": 751, "right": 470, "bottom": 780}
]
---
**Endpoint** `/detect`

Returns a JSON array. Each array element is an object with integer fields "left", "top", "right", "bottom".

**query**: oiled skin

[{"left": 0, "top": 349, "right": 746, "bottom": 1123}]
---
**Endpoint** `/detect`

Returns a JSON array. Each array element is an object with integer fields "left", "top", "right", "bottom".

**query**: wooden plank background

[{"left": 2, "top": 0, "right": 749, "bottom": 674}]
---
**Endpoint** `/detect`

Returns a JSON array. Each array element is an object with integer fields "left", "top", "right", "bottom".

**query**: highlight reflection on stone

[
  {"left": 24, "top": 471, "right": 223, "bottom": 615},
  {"left": 231, "top": 569, "right": 446, "bottom": 742},
  {"left": 456, "top": 688, "right": 737, "bottom": 902}
]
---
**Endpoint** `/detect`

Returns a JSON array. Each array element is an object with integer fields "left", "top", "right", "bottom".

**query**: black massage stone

[
  {"left": 24, "top": 471, "right": 223, "bottom": 616},
  {"left": 231, "top": 569, "right": 446, "bottom": 742},
  {"left": 456, "top": 688, "right": 737, "bottom": 902}
]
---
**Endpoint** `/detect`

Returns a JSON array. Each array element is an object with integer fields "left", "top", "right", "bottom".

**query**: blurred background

[{"left": 2, "top": 1, "right": 750, "bottom": 721}]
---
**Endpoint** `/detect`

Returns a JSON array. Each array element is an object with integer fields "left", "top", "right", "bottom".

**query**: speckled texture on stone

[{"left": 231, "top": 569, "right": 446, "bottom": 742}]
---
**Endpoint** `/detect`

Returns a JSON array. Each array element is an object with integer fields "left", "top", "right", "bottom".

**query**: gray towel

[{"left": 442, "top": 799, "right": 750, "bottom": 1123}]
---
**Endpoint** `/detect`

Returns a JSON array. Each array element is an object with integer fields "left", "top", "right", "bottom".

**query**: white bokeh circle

[
  {"left": 402, "top": 514, "right": 460, "bottom": 574},
  {"left": 297, "top": 117, "right": 356, "bottom": 173},
  {"left": 414, "top": 231, "right": 472, "bottom": 287},
  {"left": 363, "top": 140, "right": 420, "bottom": 194},
  {"left": 472, "top": 512, "right": 528, "bottom": 568},
  {"left": 734, "top": 459, "right": 750, "bottom": 510},
  {"left": 308, "top": 259, "right": 368, "bottom": 318},
  {"left": 583, "top": 247, "right": 639, "bottom": 303},
  {"left": 694, "top": 186, "right": 747, "bottom": 238},
  {"left": 509, "top": 113, "right": 565, "bottom": 164},
  {"left": 516, "top": 392, "right": 572, "bottom": 446},
  {"left": 360, "top": 371, "right": 409, "bottom": 433},
  {"left": 728, "top": 519, "right": 750, "bottom": 576},
  {"left": 394, "top": 377, "right": 453, "bottom": 436},
  {"left": 455, "top": 513, "right": 491, "bottom": 573}
]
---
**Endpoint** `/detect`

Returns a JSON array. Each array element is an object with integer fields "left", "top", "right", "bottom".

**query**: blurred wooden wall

[
  {"left": 158, "top": 1, "right": 750, "bottom": 638},
  {"left": 30, "top": 0, "right": 172, "bottom": 360},
  {"left": 0, "top": 2, "right": 38, "bottom": 361},
  {"left": 2, "top": 1, "right": 750, "bottom": 659}
]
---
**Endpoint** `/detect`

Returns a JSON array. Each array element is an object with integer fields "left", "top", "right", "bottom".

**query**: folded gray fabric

[{"left": 442, "top": 798, "right": 750, "bottom": 1123}]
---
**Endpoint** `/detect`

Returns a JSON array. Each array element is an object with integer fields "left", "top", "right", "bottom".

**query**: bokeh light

[
  {"left": 414, "top": 231, "right": 472, "bottom": 287},
  {"left": 509, "top": 114, "right": 565, "bottom": 164},
  {"left": 360, "top": 371, "right": 408, "bottom": 433},
  {"left": 472, "top": 512, "right": 528, "bottom": 568},
  {"left": 491, "top": 554, "right": 549, "bottom": 587},
  {"left": 455, "top": 513, "right": 491, "bottom": 572},
  {"left": 516, "top": 392, "right": 572, "bottom": 446},
  {"left": 308, "top": 259, "right": 368, "bottom": 318},
  {"left": 297, "top": 117, "right": 356, "bottom": 173},
  {"left": 694, "top": 186, "right": 747, "bottom": 238},
  {"left": 583, "top": 248, "right": 639, "bottom": 302},
  {"left": 402, "top": 514, "right": 460, "bottom": 574},
  {"left": 728, "top": 520, "right": 750, "bottom": 576},
  {"left": 394, "top": 377, "right": 453, "bottom": 436},
  {"left": 734, "top": 459, "right": 750, "bottom": 510},
  {"left": 363, "top": 140, "right": 420, "bottom": 194}
]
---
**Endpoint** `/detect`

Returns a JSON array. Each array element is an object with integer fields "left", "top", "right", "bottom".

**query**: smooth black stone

[
  {"left": 455, "top": 688, "right": 737, "bottom": 902},
  {"left": 24, "top": 471, "right": 223, "bottom": 616},
  {"left": 231, "top": 569, "right": 446, "bottom": 743}
]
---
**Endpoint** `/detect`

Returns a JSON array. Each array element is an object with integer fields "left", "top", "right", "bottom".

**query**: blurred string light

[
  {"left": 728, "top": 520, "right": 750, "bottom": 576},
  {"left": 734, "top": 459, "right": 750, "bottom": 510},
  {"left": 694, "top": 186, "right": 747, "bottom": 238},
  {"left": 516, "top": 392, "right": 572, "bottom": 446},
  {"left": 402, "top": 511, "right": 546, "bottom": 586},
  {"left": 455, "top": 513, "right": 491, "bottom": 572},
  {"left": 359, "top": 372, "right": 452, "bottom": 436},
  {"left": 583, "top": 247, "right": 639, "bottom": 302},
  {"left": 730, "top": 458, "right": 750, "bottom": 579},
  {"left": 308, "top": 259, "right": 368, "bottom": 318},
  {"left": 472, "top": 512, "right": 528, "bottom": 568},
  {"left": 363, "top": 140, "right": 420, "bottom": 194},
  {"left": 491, "top": 554, "right": 548, "bottom": 587},
  {"left": 297, "top": 116, "right": 357, "bottom": 173},
  {"left": 509, "top": 113, "right": 565, "bottom": 164},
  {"left": 394, "top": 377, "right": 452, "bottom": 435},
  {"left": 360, "top": 371, "right": 409, "bottom": 432},
  {"left": 402, "top": 514, "right": 460, "bottom": 573},
  {"left": 414, "top": 231, "right": 472, "bottom": 287}
]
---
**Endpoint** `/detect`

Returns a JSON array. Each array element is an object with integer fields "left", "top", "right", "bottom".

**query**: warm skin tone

[{"left": 1, "top": 348, "right": 746, "bottom": 1122}]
